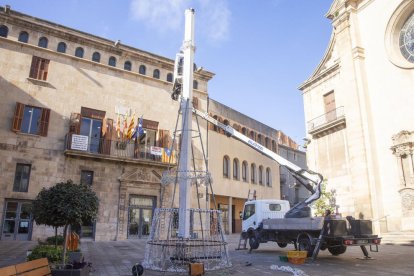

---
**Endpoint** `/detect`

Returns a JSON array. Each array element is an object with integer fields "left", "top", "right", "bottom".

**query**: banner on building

[
  {"left": 71, "top": 134, "right": 88, "bottom": 151},
  {"left": 150, "top": 146, "right": 162, "bottom": 156}
]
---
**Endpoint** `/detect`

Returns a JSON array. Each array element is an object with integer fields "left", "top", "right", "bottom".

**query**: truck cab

[{"left": 242, "top": 199, "right": 290, "bottom": 233}]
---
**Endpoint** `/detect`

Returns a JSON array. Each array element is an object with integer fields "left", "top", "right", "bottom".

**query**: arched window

[
  {"left": 250, "top": 131, "right": 255, "bottom": 140},
  {"left": 251, "top": 163, "right": 256, "bottom": 184},
  {"left": 242, "top": 127, "right": 247, "bottom": 136},
  {"left": 92, "top": 52, "right": 101, "bottom": 62},
  {"left": 153, "top": 69, "right": 160, "bottom": 79},
  {"left": 272, "top": 140, "right": 277, "bottom": 152},
  {"left": 233, "top": 158, "right": 239, "bottom": 180},
  {"left": 265, "top": 137, "right": 270, "bottom": 149},
  {"left": 108, "top": 56, "right": 116, "bottom": 67},
  {"left": 193, "top": 80, "right": 198, "bottom": 89},
  {"left": 139, "top": 65, "right": 146, "bottom": 75},
  {"left": 167, "top": 73, "right": 173, "bottom": 82},
  {"left": 259, "top": 166, "right": 264, "bottom": 185},
  {"left": 57, "top": 42, "right": 67, "bottom": 53},
  {"left": 18, "top": 31, "right": 29, "bottom": 43},
  {"left": 75, "top": 47, "right": 84, "bottom": 58},
  {"left": 223, "top": 156, "right": 230, "bottom": 178},
  {"left": 213, "top": 115, "right": 219, "bottom": 132},
  {"left": 242, "top": 161, "right": 248, "bottom": 182},
  {"left": 257, "top": 134, "right": 263, "bottom": 145},
  {"left": 223, "top": 119, "right": 230, "bottom": 126},
  {"left": 38, "top": 37, "right": 48, "bottom": 48},
  {"left": 0, "top": 25, "right": 8, "bottom": 37},
  {"left": 124, "top": 61, "right": 132, "bottom": 71},
  {"left": 266, "top": 168, "right": 272, "bottom": 187}
]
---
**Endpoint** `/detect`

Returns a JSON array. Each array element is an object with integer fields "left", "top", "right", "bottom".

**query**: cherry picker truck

[{"left": 171, "top": 53, "right": 381, "bottom": 260}]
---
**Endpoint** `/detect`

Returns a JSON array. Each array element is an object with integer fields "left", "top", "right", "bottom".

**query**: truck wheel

[
  {"left": 249, "top": 235, "right": 260, "bottom": 250},
  {"left": 277, "top": 242, "right": 288, "bottom": 248},
  {"left": 298, "top": 237, "right": 315, "bottom": 257},
  {"left": 328, "top": 246, "right": 347, "bottom": 256}
]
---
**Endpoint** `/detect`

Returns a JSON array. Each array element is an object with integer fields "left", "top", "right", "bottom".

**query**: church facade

[{"left": 299, "top": 0, "right": 414, "bottom": 233}]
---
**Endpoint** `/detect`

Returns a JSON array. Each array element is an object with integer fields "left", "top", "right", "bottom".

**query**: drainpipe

[{"left": 115, "top": 177, "right": 122, "bottom": 241}]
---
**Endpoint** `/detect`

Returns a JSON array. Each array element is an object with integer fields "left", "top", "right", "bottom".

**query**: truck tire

[
  {"left": 249, "top": 235, "right": 260, "bottom": 250},
  {"left": 298, "top": 236, "right": 315, "bottom": 257},
  {"left": 277, "top": 242, "right": 288, "bottom": 248},
  {"left": 328, "top": 245, "right": 347, "bottom": 256}
]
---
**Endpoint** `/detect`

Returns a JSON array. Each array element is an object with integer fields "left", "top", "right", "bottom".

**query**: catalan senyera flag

[{"left": 127, "top": 113, "right": 135, "bottom": 139}]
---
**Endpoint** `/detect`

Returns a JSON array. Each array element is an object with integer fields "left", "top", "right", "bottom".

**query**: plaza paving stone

[{"left": 1, "top": 234, "right": 414, "bottom": 275}]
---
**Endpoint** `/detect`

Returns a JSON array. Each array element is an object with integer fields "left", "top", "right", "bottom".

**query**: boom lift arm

[{"left": 192, "top": 107, "right": 324, "bottom": 218}]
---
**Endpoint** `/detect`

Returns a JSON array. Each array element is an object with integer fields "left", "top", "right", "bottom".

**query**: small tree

[
  {"left": 313, "top": 180, "right": 336, "bottom": 216},
  {"left": 32, "top": 180, "right": 99, "bottom": 264}
]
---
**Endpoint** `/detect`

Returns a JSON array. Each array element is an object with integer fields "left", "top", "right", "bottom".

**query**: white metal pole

[{"left": 178, "top": 8, "right": 195, "bottom": 238}]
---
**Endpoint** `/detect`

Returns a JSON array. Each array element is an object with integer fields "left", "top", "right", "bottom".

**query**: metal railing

[
  {"left": 64, "top": 133, "right": 177, "bottom": 164},
  {"left": 307, "top": 106, "right": 345, "bottom": 132}
]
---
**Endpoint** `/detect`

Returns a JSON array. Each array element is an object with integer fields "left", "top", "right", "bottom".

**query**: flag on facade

[
  {"left": 127, "top": 112, "right": 135, "bottom": 139},
  {"left": 116, "top": 114, "right": 121, "bottom": 138},
  {"left": 123, "top": 113, "right": 128, "bottom": 138},
  {"left": 132, "top": 116, "right": 145, "bottom": 140}
]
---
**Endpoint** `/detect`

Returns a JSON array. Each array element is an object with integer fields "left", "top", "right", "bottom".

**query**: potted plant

[{"left": 32, "top": 180, "right": 99, "bottom": 276}]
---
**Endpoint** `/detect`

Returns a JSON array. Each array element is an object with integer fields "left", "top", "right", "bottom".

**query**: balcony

[
  {"left": 64, "top": 133, "right": 177, "bottom": 165},
  {"left": 307, "top": 106, "right": 346, "bottom": 138}
]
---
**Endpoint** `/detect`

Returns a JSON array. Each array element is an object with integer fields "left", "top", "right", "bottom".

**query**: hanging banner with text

[
  {"left": 150, "top": 146, "right": 163, "bottom": 156},
  {"left": 71, "top": 134, "right": 89, "bottom": 151}
]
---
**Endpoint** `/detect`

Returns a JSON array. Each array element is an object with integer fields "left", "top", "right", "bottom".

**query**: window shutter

[
  {"left": 157, "top": 129, "right": 170, "bottom": 148},
  {"left": 101, "top": 118, "right": 113, "bottom": 155},
  {"left": 39, "top": 108, "right": 51, "bottom": 136},
  {"left": 29, "top": 56, "right": 40, "bottom": 79},
  {"left": 69, "top": 113, "right": 81, "bottom": 134},
  {"left": 11, "top": 102, "right": 25, "bottom": 132},
  {"left": 40, "top": 59, "right": 50, "bottom": 80}
]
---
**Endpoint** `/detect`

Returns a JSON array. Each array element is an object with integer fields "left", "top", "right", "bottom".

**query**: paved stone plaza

[{"left": 1, "top": 234, "right": 414, "bottom": 275}]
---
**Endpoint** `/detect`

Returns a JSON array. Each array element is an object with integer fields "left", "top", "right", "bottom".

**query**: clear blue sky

[{"left": 1, "top": 0, "right": 333, "bottom": 146}]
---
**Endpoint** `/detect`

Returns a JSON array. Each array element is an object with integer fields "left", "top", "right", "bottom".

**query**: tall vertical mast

[{"left": 178, "top": 8, "right": 195, "bottom": 238}]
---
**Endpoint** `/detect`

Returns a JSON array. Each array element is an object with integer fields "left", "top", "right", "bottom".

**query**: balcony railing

[
  {"left": 307, "top": 106, "right": 345, "bottom": 133},
  {"left": 64, "top": 133, "right": 177, "bottom": 164}
]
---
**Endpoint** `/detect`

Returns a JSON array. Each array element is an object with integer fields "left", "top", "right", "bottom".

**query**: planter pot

[{"left": 51, "top": 264, "right": 89, "bottom": 276}]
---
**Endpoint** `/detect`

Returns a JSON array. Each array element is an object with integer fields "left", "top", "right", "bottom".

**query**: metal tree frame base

[{"left": 143, "top": 208, "right": 231, "bottom": 272}]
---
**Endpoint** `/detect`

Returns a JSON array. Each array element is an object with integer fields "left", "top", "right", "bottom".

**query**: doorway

[
  {"left": 127, "top": 196, "right": 155, "bottom": 239},
  {"left": 1, "top": 201, "right": 32, "bottom": 240}
]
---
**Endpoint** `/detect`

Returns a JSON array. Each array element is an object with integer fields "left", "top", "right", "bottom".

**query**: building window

[
  {"left": 108, "top": 56, "right": 116, "bottom": 67},
  {"left": 139, "top": 65, "right": 146, "bottom": 75},
  {"left": 167, "top": 73, "right": 173, "bottom": 82},
  {"left": 92, "top": 52, "right": 101, "bottom": 62},
  {"left": 29, "top": 56, "right": 50, "bottom": 81},
  {"left": 193, "top": 80, "right": 198, "bottom": 89},
  {"left": 38, "top": 37, "right": 48, "bottom": 48},
  {"left": 0, "top": 25, "right": 8, "bottom": 37},
  {"left": 13, "top": 164, "right": 31, "bottom": 192},
  {"left": 81, "top": 170, "right": 94, "bottom": 185},
  {"left": 324, "top": 91, "right": 336, "bottom": 121},
  {"left": 75, "top": 47, "right": 84, "bottom": 58},
  {"left": 124, "top": 61, "right": 132, "bottom": 71},
  {"left": 257, "top": 134, "right": 263, "bottom": 145},
  {"left": 57, "top": 42, "right": 67, "bottom": 53},
  {"left": 242, "top": 127, "right": 247, "bottom": 136},
  {"left": 153, "top": 69, "right": 160, "bottom": 79},
  {"left": 250, "top": 131, "right": 255, "bottom": 140},
  {"left": 12, "top": 102, "right": 50, "bottom": 136},
  {"left": 266, "top": 168, "right": 272, "bottom": 187},
  {"left": 223, "top": 156, "right": 230, "bottom": 178},
  {"left": 259, "top": 166, "right": 264, "bottom": 185},
  {"left": 242, "top": 161, "right": 248, "bottom": 182},
  {"left": 251, "top": 163, "right": 256, "bottom": 183},
  {"left": 18, "top": 31, "right": 29, "bottom": 43},
  {"left": 233, "top": 158, "right": 239, "bottom": 180}
]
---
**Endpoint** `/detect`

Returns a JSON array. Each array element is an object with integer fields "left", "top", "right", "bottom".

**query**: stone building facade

[
  {"left": 299, "top": 0, "right": 414, "bottom": 233},
  {"left": 0, "top": 6, "right": 301, "bottom": 241}
]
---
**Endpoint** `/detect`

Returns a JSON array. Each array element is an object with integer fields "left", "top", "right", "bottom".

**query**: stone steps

[{"left": 380, "top": 232, "right": 414, "bottom": 245}]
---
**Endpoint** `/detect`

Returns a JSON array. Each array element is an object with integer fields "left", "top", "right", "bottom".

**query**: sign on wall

[
  {"left": 151, "top": 146, "right": 162, "bottom": 156},
  {"left": 71, "top": 134, "right": 89, "bottom": 151}
]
